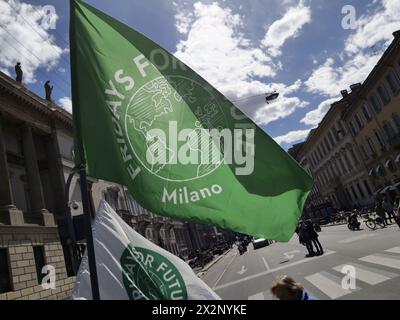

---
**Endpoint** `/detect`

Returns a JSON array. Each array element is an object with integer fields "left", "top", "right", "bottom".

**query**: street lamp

[
  {"left": 265, "top": 92, "right": 279, "bottom": 103},
  {"left": 232, "top": 91, "right": 280, "bottom": 103}
]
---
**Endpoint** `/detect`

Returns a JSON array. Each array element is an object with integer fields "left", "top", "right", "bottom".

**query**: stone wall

[{"left": 0, "top": 225, "right": 75, "bottom": 300}]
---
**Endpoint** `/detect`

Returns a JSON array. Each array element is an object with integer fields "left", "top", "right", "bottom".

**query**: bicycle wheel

[{"left": 365, "top": 220, "right": 376, "bottom": 230}]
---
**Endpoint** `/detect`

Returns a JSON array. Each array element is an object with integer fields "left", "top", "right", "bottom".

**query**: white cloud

[
  {"left": 261, "top": 2, "right": 311, "bottom": 57},
  {"left": 175, "top": 11, "right": 194, "bottom": 35},
  {"left": 58, "top": 97, "right": 72, "bottom": 114},
  {"left": 300, "top": 97, "right": 340, "bottom": 126},
  {"left": 305, "top": 52, "right": 381, "bottom": 97},
  {"left": 305, "top": 0, "right": 400, "bottom": 97},
  {"left": 344, "top": 0, "right": 400, "bottom": 55},
  {"left": 0, "top": 0, "right": 64, "bottom": 83},
  {"left": 174, "top": 2, "right": 309, "bottom": 125},
  {"left": 273, "top": 128, "right": 313, "bottom": 145}
]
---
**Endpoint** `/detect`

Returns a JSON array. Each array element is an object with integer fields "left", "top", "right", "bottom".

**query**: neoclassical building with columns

[{"left": 0, "top": 70, "right": 217, "bottom": 300}]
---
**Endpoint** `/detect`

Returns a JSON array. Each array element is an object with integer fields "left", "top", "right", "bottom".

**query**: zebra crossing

[{"left": 247, "top": 246, "right": 400, "bottom": 300}]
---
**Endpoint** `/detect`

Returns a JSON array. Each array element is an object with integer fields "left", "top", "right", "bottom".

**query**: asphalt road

[{"left": 200, "top": 223, "right": 400, "bottom": 300}]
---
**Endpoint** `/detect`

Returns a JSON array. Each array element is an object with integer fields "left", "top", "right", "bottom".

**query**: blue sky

[{"left": 0, "top": 0, "right": 399, "bottom": 150}]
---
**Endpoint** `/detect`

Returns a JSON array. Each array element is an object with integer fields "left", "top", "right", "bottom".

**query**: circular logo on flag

[
  {"left": 120, "top": 244, "right": 187, "bottom": 300},
  {"left": 124, "top": 75, "right": 227, "bottom": 182}
]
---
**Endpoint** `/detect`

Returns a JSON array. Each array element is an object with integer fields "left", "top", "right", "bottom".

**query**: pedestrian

[
  {"left": 394, "top": 196, "right": 400, "bottom": 229},
  {"left": 44, "top": 80, "right": 53, "bottom": 101},
  {"left": 375, "top": 200, "right": 387, "bottom": 227},
  {"left": 297, "top": 222, "right": 316, "bottom": 257},
  {"left": 383, "top": 197, "right": 396, "bottom": 223},
  {"left": 15, "top": 62, "right": 23, "bottom": 83},
  {"left": 305, "top": 220, "right": 324, "bottom": 255},
  {"left": 270, "top": 275, "right": 316, "bottom": 300}
]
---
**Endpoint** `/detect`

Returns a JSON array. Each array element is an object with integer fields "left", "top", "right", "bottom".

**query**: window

[
  {"left": 374, "top": 130, "right": 385, "bottom": 148},
  {"left": 361, "top": 104, "right": 372, "bottom": 122},
  {"left": 356, "top": 183, "right": 365, "bottom": 198},
  {"left": 324, "top": 137, "right": 331, "bottom": 151},
  {"left": 343, "top": 153, "right": 353, "bottom": 171},
  {"left": 359, "top": 144, "right": 369, "bottom": 160},
  {"left": 33, "top": 246, "right": 46, "bottom": 284},
  {"left": 327, "top": 132, "right": 335, "bottom": 147},
  {"left": 363, "top": 180, "right": 372, "bottom": 196},
  {"left": 369, "top": 94, "right": 382, "bottom": 113},
  {"left": 377, "top": 85, "right": 391, "bottom": 105},
  {"left": 317, "top": 147, "right": 323, "bottom": 160},
  {"left": 320, "top": 142, "right": 327, "bottom": 156},
  {"left": 350, "top": 185, "right": 359, "bottom": 201},
  {"left": 366, "top": 138, "right": 376, "bottom": 155},
  {"left": 385, "top": 71, "right": 400, "bottom": 95},
  {"left": 0, "top": 249, "right": 11, "bottom": 294},
  {"left": 331, "top": 128, "right": 338, "bottom": 143},
  {"left": 383, "top": 121, "right": 396, "bottom": 139},
  {"left": 349, "top": 149, "right": 359, "bottom": 166},
  {"left": 354, "top": 113, "right": 364, "bottom": 130},
  {"left": 393, "top": 113, "right": 400, "bottom": 131},
  {"left": 349, "top": 120, "right": 357, "bottom": 135}
]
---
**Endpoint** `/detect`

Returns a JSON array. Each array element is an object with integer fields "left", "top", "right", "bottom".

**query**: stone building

[
  {"left": 0, "top": 70, "right": 216, "bottom": 300},
  {"left": 342, "top": 30, "right": 400, "bottom": 203},
  {"left": 291, "top": 30, "right": 400, "bottom": 213}
]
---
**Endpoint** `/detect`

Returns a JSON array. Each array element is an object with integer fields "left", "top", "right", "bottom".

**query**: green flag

[{"left": 70, "top": 0, "right": 313, "bottom": 242}]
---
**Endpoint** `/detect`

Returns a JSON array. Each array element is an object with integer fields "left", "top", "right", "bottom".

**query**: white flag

[{"left": 71, "top": 200, "right": 220, "bottom": 300}]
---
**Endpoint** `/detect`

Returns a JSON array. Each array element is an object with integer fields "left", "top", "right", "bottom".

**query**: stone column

[
  {"left": 0, "top": 115, "right": 24, "bottom": 225},
  {"left": 22, "top": 125, "right": 55, "bottom": 226},
  {"left": 46, "top": 129, "right": 67, "bottom": 221}
]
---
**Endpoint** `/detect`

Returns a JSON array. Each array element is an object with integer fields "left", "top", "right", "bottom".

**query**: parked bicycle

[{"left": 363, "top": 212, "right": 392, "bottom": 230}]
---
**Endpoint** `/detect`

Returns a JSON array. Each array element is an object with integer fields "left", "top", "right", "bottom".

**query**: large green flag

[{"left": 70, "top": 0, "right": 313, "bottom": 242}]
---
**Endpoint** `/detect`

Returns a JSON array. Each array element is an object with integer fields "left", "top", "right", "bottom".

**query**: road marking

[
  {"left": 360, "top": 253, "right": 400, "bottom": 270},
  {"left": 248, "top": 292, "right": 265, "bottom": 300},
  {"left": 385, "top": 247, "right": 400, "bottom": 254},
  {"left": 262, "top": 257, "right": 270, "bottom": 271},
  {"left": 248, "top": 291, "right": 274, "bottom": 300},
  {"left": 305, "top": 271, "right": 356, "bottom": 300},
  {"left": 338, "top": 234, "right": 376, "bottom": 244},
  {"left": 212, "top": 251, "right": 237, "bottom": 288},
  {"left": 283, "top": 250, "right": 300, "bottom": 260},
  {"left": 237, "top": 265, "right": 248, "bottom": 275},
  {"left": 213, "top": 250, "right": 335, "bottom": 290},
  {"left": 333, "top": 263, "right": 398, "bottom": 285}
]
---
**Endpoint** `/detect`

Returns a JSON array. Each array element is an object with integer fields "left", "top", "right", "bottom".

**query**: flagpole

[
  {"left": 70, "top": 0, "right": 100, "bottom": 300},
  {"left": 79, "top": 165, "right": 101, "bottom": 300}
]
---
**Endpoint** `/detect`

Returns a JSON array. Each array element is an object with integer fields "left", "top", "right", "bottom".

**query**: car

[{"left": 252, "top": 238, "right": 270, "bottom": 249}]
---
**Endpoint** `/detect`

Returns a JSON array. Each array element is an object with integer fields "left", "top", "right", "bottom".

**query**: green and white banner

[
  {"left": 70, "top": 0, "right": 313, "bottom": 241},
  {"left": 71, "top": 201, "right": 220, "bottom": 300}
]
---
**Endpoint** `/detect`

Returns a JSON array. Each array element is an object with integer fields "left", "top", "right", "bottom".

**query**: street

[{"left": 200, "top": 223, "right": 400, "bottom": 300}]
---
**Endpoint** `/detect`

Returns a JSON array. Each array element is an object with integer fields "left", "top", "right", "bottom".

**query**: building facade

[
  {"left": 0, "top": 70, "right": 220, "bottom": 300},
  {"left": 291, "top": 30, "right": 400, "bottom": 215}
]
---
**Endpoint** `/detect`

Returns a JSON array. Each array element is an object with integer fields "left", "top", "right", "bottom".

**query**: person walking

[
  {"left": 270, "top": 275, "right": 316, "bottom": 300},
  {"left": 297, "top": 222, "right": 316, "bottom": 257},
  {"left": 305, "top": 220, "right": 324, "bottom": 255},
  {"left": 375, "top": 200, "right": 387, "bottom": 227},
  {"left": 394, "top": 197, "right": 400, "bottom": 229},
  {"left": 383, "top": 197, "right": 396, "bottom": 223}
]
